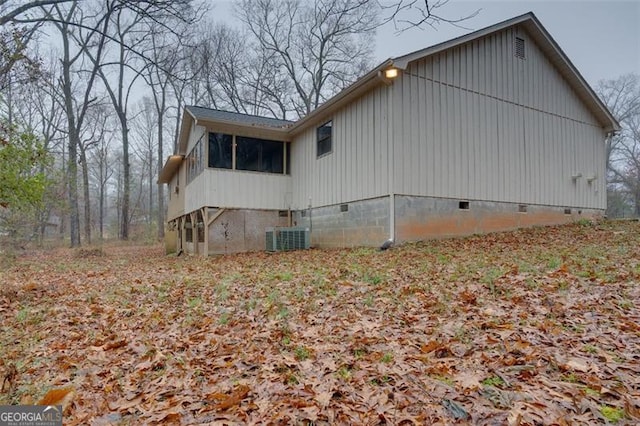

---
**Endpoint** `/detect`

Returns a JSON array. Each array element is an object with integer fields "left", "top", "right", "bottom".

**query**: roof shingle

[{"left": 186, "top": 106, "right": 293, "bottom": 129}]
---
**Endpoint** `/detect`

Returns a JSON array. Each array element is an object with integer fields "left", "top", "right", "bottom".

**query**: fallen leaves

[
  {"left": 38, "top": 386, "right": 75, "bottom": 413},
  {"left": 0, "top": 222, "right": 639, "bottom": 424},
  {"left": 207, "top": 384, "right": 251, "bottom": 411}
]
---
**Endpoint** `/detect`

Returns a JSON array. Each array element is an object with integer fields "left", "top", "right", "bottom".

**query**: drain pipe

[
  {"left": 389, "top": 192, "right": 395, "bottom": 242},
  {"left": 387, "top": 77, "right": 396, "bottom": 245}
]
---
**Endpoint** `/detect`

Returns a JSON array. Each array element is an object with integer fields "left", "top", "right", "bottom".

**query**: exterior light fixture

[{"left": 384, "top": 68, "right": 399, "bottom": 79}]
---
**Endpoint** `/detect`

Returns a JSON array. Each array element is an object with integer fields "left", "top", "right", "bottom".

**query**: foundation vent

[{"left": 266, "top": 227, "right": 310, "bottom": 252}]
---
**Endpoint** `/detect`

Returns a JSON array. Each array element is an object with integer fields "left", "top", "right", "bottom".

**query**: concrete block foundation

[
  {"left": 294, "top": 197, "right": 390, "bottom": 248},
  {"left": 294, "top": 194, "right": 604, "bottom": 249},
  {"left": 171, "top": 196, "right": 603, "bottom": 254},
  {"left": 394, "top": 195, "right": 604, "bottom": 243}
]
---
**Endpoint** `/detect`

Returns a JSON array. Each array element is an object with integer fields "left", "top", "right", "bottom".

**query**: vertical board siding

[
  {"left": 290, "top": 85, "right": 390, "bottom": 209},
  {"left": 185, "top": 169, "right": 292, "bottom": 211},
  {"left": 166, "top": 172, "right": 185, "bottom": 220},
  {"left": 394, "top": 25, "right": 606, "bottom": 209}
]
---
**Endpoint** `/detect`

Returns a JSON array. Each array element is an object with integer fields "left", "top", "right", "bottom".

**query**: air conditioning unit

[
  {"left": 266, "top": 227, "right": 310, "bottom": 252},
  {"left": 265, "top": 228, "right": 278, "bottom": 252}
]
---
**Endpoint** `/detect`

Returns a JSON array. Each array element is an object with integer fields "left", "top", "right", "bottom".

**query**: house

[{"left": 158, "top": 12, "right": 619, "bottom": 256}]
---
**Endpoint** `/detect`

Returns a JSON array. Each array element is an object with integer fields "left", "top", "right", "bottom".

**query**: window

[
  {"left": 186, "top": 135, "right": 204, "bottom": 184},
  {"left": 515, "top": 37, "right": 525, "bottom": 59},
  {"left": 208, "top": 132, "right": 233, "bottom": 169},
  {"left": 317, "top": 120, "right": 332, "bottom": 157},
  {"left": 459, "top": 201, "right": 470, "bottom": 210},
  {"left": 208, "top": 132, "right": 289, "bottom": 174},
  {"left": 236, "top": 136, "right": 284, "bottom": 174}
]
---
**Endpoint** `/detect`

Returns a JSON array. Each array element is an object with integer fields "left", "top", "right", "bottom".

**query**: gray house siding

[
  {"left": 392, "top": 25, "right": 606, "bottom": 210},
  {"left": 161, "top": 13, "right": 617, "bottom": 254},
  {"left": 291, "top": 85, "right": 391, "bottom": 209}
]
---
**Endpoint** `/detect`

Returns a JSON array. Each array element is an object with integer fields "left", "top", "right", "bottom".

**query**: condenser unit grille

[
  {"left": 265, "top": 229, "right": 278, "bottom": 252},
  {"left": 266, "top": 227, "right": 310, "bottom": 251}
]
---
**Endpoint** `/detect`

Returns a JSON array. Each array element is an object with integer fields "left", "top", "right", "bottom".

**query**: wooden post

[
  {"left": 202, "top": 207, "right": 209, "bottom": 257},
  {"left": 179, "top": 216, "right": 185, "bottom": 254},
  {"left": 190, "top": 211, "right": 197, "bottom": 255}
]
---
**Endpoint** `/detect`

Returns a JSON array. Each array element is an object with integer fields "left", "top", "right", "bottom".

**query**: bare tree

[
  {"left": 141, "top": 9, "right": 201, "bottom": 239},
  {"left": 596, "top": 74, "right": 640, "bottom": 171},
  {"left": 380, "top": 0, "right": 479, "bottom": 32},
  {"left": 0, "top": 1, "right": 74, "bottom": 26},
  {"left": 82, "top": 0, "right": 194, "bottom": 240},
  {"left": 236, "top": 0, "right": 478, "bottom": 118},
  {"left": 596, "top": 74, "right": 640, "bottom": 217},
  {"left": 85, "top": 4, "right": 148, "bottom": 240},
  {"left": 237, "top": 0, "right": 377, "bottom": 118},
  {"left": 78, "top": 103, "right": 110, "bottom": 244},
  {"left": 44, "top": 1, "right": 112, "bottom": 247},
  {"left": 607, "top": 115, "right": 640, "bottom": 216},
  {"left": 131, "top": 97, "right": 157, "bottom": 226},
  {"left": 166, "top": 35, "right": 204, "bottom": 152},
  {"left": 88, "top": 118, "right": 114, "bottom": 240}
]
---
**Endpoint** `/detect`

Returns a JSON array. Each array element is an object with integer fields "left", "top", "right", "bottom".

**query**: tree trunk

[
  {"left": 120, "top": 116, "right": 130, "bottom": 240},
  {"left": 116, "top": 161, "right": 121, "bottom": 234},
  {"left": 58, "top": 11, "right": 81, "bottom": 248},
  {"left": 79, "top": 144, "right": 91, "bottom": 244},
  {"left": 59, "top": 142, "right": 66, "bottom": 240},
  {"left": 148, "top": 140, "right": 153, "bottom": 225},
  {"left": 99, "top": 158, "right": 104, "bottom": 240},
  {"left": 156, "top": 96, "right": 165, "bottom": 240},
  {"left": 67, "top": 132, "right": 81, "bottom": 247}
]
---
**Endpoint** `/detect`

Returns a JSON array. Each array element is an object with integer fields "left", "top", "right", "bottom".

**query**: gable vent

[{"left": 515, "top": 37, "right": 525, "bottom": 59}]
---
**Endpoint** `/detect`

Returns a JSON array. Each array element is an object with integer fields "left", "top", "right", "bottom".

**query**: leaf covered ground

[{"left": 1, "top": 220, "right": 639, "bottom": 425}]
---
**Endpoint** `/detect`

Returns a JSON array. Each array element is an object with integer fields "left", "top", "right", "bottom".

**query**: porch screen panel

[
  {"left": 208, "top": 133, "right": 232, "bottom": 169},
  {"left": 236, "top": 136, "right": 284, "bottom": 174}
]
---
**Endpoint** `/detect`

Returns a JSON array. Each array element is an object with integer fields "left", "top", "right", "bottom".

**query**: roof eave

[
  {"left": 194, "top": 117, "right": 293, "bottom": 141},
  {"left": 287, "top": 59, "right": 394, "bottom": 136},
  {"left": 392, "top": 12, "right": 536, "bottom": 70},
  {"left": 391, "top": 11, "right": 619, "bottom": 132},
  {"left": 176, "top": 108, "right": 197, "bottom": 155},
  {"left": 157, "top": 155, "right": 184, "bottom": 184},
  {"left": 518, "top": 15, "right": 620, "bottom": 132}
]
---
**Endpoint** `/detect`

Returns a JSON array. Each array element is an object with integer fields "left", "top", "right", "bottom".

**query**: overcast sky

[{"left": 212, "top": 0, "right": 639, "bottom": 87}]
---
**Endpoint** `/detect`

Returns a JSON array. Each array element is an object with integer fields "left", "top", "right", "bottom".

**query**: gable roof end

[
  {"left": 391, "top": 12, "right": 619, "bottom": 133},
  {"left": 291, "top": 12, "right": 619, "bottom": 135}
]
